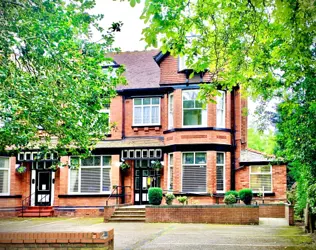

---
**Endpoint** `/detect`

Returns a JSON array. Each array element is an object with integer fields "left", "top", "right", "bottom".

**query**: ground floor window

[
  {"left": 168, "top": 153, "right": 174, "bottom": 190},
  {"left": 250, "top": 165, "right": 272, "bottom": 192},
  {"left": 69, "top": 155, "right": 111, "bottom": 194},
  {"left": 0, "top": 157, "right": 9, "bottom": 195},
  {"left": 216, "top": 152, "right": 225, "bottom": 192},
  {"left": 182, "top": 152, "right": 207, "bottom": 193}
]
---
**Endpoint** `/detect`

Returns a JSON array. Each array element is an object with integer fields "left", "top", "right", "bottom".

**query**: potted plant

[
  {"left": 223, "top": 194, "right": 237, "bottom": 205},
  {"left": 238, "top": 188, "right": 253, "bottom": 205},
  {"left": 165, "top": 192, "right": 175, "bottom": 205},
  {"left": 148, "top": 187, "right": 163, "bottom": 205},
  {"left": 177, "top": 196, "right": 188, "bottom": 205},
  {"left": 16, "top": 165, "right": 27, "bottom": 174}
]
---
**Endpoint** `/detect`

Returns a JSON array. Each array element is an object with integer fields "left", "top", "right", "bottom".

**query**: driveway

[{"left": 0, "top": 217, "right": 315, "bottom": 249}]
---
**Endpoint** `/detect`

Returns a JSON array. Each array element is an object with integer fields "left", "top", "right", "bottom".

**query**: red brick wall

[
  {"left": 109, "top": 95, "right": 123, "bottom": 140},
  {"left": 146, "top": 205, "right": 259, "bottom": 224},
  {"left": 104, "top": 206, "right": 116, "bottom": 222},
  {"left": 285, "top": 204, "right": 294, "bottom": 225},
  {"left": 259, "top": 204, "right": 286, "bottom": 218},
  {"left": 0, "top": 230, "right": 114, "bottom": 249}
]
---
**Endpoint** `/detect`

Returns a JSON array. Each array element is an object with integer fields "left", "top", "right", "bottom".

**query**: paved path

[{"left": 0, "top": 217, "right": 315, "bottom": 249}]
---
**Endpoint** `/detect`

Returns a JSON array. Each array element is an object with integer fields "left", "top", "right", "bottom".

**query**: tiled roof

[
  {"left": 240, "top": 148, "right": 274, "bottom": 162},
  {"left": 112, "top": 50, "right": 160, "bottom": 90},
  {"left": 95, "top": 137, "right": 164, "bottom": 148}
]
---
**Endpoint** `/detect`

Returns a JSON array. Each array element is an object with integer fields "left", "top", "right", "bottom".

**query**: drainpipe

[{"left": 230, "top": 87, "right": 237, "bottom": 191}]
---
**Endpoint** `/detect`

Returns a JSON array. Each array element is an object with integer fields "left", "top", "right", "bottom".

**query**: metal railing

[
  {"left": 21, "top": 192, "right": 35, "bottom": 217},
  {"left": 106, "top": 186, "right": 131, "bottom": 206}
]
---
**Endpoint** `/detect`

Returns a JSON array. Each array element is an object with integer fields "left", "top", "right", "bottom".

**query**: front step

[
  {"left": 19, "top": 206, "right": 54, "bottom": 217},
  {"left": 109, "top": 207, "right": 146, "bottom": 222}
]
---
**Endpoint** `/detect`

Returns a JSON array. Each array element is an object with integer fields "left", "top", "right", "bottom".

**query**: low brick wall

[
  {"left": 0, "top": 230, "right": 114, "bottom": 249},
  {"left": 54, "top": 207, "right": 104, "bottom": 217},
  {"left": 259, "top": 204, "right": 286, "bottom": 218},
  {"left": 104, "top": 206, "right": 116, "bottom": 222},
  {"left": 146, "top": 205, "right": 259, "bottom": 225}
]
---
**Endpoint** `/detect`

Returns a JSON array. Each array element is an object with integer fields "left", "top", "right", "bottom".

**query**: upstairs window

[
  {"left": 0, "top": 157, "right": 9, "bottom": 195},
  {"left": 216, "top": 91, "right": 225, "bottom": 128},
  {"left": 133, "top": 98, "right": 160, "bottom": 126},
  {"left": 69, "top": 155, "right": 111, "bottom": 194},
  {"left": 178, "top": 55, "right": 188, "bottom": 71},
  {"left": 250, "top": 165, "right": 272, "bottom": 192},
  {"left": 100, "top": 104, "right": 110, "bottom": 128},
  {"left": 182, "top": 90, "right": 207, "bottom": 127},
  {"left": 168, "top": 94, "right": 174, "bottom": 129},
  {"left": 182, "top": 152, "right": 207, "bottom": 193}
]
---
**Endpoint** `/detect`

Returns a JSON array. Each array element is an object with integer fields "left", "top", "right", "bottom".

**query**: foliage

[
  {"left": 148, "top": 187, "right": 163, "bottom": 205},
  {"left": 16, "top": 165, "right": 26, "bottom": 174},
  {"left": 165, "top": 192, "right": 175, "bottom": 205},
  {"left": 151, "top": 160, "right": 163, "bottom": 169},
  {"left": 286, "top": 189, "right": 296, "bottom": 206},
  {"left": 177, "top": 196, "right": 188, "bottom": 205},
  {"left": 119, "top": 161, "right": 130, "bottom": 171},
  {"left": 238, "top": 189, "right": 253, "bottom": 205},
  {"left": 248, "top": 128, "right": 276, "bottom": 155},
  {"left": 307, "top": 184, "right": 316, "bottom": 215},
  {"left": 224, "top": 194, "right": 237, "bottom": 205},
  {"left": 225, "top": 190, "right": 238, "bottom": 198},
  {"left": 0, "top": 0, "right": 126, "bottom": 155}
]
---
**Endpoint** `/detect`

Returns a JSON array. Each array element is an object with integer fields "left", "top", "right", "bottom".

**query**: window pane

[
  {"left": 250, "top": 175, "right": 272, "bottom": 192},
  {"left": 251, "top": 166, "right": 271, "bottom": 173},
  {"left": 134, "top": 107, "right": 142, "bottom": 124},
  {"left": 216, "top": 153, "right": 224, "bottom": 164},
  {"left": 152, "top": 98, "right": 159, "bottom": 104},
  {"left": 70, "top": 157, "right": 79, "bottom": 166},
  {"left": 143, "top": 106, "right": 150, "bottom": 124},
  {"left": 195, "top": 100, "right": 203, "bottom": 108},
  {"left": 151, "top": 106, "right": 159, "bottom": 123},
  {"left": 169, "top": 154, "right": 174, "bottom": 165},
  {"left": 183, "top": 153, "right": 194, "bottom": 164},
  {"left": 216, "top": 165, "right": 224, "bottom": 191},
  {"left": 183, "top": 110, "right": 202, "bottom": 125},
  {"left": 0, "top": 170, "right": 9, "bottom": 193},
  {"left": 134, "top": 99, "right": 142, "bottom": 105},
  {"left": 81, "top": 157, "right": 94, "bottom": 166},
  {"left": 69, "top": 169, "right": 79, "bottom": 193},
  {"left": 94, "top": 156, "right": 101, "bottom": 166},
  {"left": 183, "top": 100, "right": 195, "bottom": 108},
  {"left": 102, "top": 156, "right": 111, "bottom": 166},
  {"left": 169, "top": 166, "right": 173, "bottom": 189},
  {"left": 0, "top": 158, "right": 9, "bottom": 169},
  {"left": 102, "top": 168, "right": 111, "bottom": 192},
  {"left": 195, "top": 153, "right": 206, "bottom": 164},
  {"left": 81, "top": 168, "right": 101, "bottom": 193},
  {"left": 143, "top": 98, "right": 150, "bottom": 105},
  {"left": 182, "top": 165, "right": 206, "bottom": 192}
]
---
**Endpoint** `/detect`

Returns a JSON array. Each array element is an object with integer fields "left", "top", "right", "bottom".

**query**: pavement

[{"left": 0, "top": 217, "right": 315, "bottom": 249}]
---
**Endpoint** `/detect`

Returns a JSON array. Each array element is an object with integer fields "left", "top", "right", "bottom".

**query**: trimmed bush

[
  {"left": 224, "top": 194, "right": 237, "bottom": 205},
  {"left": 148, "top": 187, "right": 163, "bottom": 205},
  {"left": 165, "top": 192, "right": 175, "bottom": 205},
  {"left": 225, "top": 190, "right": 239, "bottom": 198},
  {"left": 239, "top": 188, "right": 253, "bottom": 205}
]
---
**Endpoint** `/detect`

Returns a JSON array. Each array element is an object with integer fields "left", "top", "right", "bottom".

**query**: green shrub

[
  {"left": 225, "top": 190, "right": 239, "bottom": 198},
  {"left": 165, "top": 192, "right": 175, "bottom": 205},
  {"left": 148, "top": 187, "right": 163, "bottom": 205},
  {"left": 177, "top": 196, "right": 188, "bottom": 205},
  {"left": 224, "top": 194, "right": 237, "bottom": 205},
  {"left": 238, "top": 188, "right": 253, "bottom": 205}
]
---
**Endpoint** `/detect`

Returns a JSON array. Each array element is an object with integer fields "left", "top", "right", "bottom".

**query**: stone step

[
  {"left": 113, "top": 211, "right": 145, "bottom": 215},
  {"left": 108, "top": 217, "right": 145, "bottom": 222},
  {"left": 19, "top": 212, "right": 53, "bottom": 217},
  {"left": 115, "top": 208, "right": 145, "bottom": 212},
  {"left": 111, "top": 214, "right": 145, "bottom": 218}
]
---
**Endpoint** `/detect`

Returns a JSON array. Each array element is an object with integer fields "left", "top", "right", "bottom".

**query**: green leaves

[{"left": 0, "top": 0, "right": 126, "bottom": 155}]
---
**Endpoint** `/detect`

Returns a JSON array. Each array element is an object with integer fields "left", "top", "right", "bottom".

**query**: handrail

[
  {"left": 105, "top": 186, "right": 131, "bottom": 206},
  {"left": 21, "top": 192, "right": 35, "bottom": 218}
]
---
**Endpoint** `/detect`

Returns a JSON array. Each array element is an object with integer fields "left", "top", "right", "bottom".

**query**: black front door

[
  {"left": 134, "top": 160, "right": 161, "bottom": 205},
  {"left": 35, "top": 170, "right": 51, "bottom": 206}
]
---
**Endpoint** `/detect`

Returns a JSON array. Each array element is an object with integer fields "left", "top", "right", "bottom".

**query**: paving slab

[{"left": 0, "top": 217, "right": 315, "bottom": 249}]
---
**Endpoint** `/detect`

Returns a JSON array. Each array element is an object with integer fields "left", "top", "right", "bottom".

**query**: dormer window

[{"left": 178, "top": 55, "right": 189, "bottom": 72}]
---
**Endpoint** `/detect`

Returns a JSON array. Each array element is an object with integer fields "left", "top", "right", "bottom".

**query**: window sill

[
  {"left": 0, "top": 195, "right": 22, "bottom": 198},
  {"left": 163, "top": 127, "right": 232, "bottom": 134},
  {"left": 253, "top": 192, "right": 275, "bottom": 197},
  {"left": 132, "top": 125, "right": 162, "bottom": 128},
  {"left": 59, "top": 194, "right": 112, "bottom": 198}
]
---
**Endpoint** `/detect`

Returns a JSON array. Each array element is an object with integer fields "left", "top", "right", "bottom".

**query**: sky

[{"left": 90, "top": 0, "right": 271, "bottom": 130}]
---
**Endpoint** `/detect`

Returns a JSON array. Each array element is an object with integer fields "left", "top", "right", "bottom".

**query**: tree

[
  {"left": 247, "top": 128, "right": 276, "bottom": 155},
  {"left": 0, "top": 0, "right": 126, "bottom": 155},
  {"left": 136, "top": 0, "right": 316, "bottom": 218}
]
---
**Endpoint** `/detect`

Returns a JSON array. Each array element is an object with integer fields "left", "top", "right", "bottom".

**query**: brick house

[{"left": 0, "top": 50, "right": 287, "bottom": 217}]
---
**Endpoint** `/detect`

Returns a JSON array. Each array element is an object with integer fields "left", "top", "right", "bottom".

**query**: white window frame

[
  {"left": 168, "top": 93, "right": 174, "bottom": 129},
  {"left": 182, "top": 90, "right": 207, "bottom": 128},
  {"left": 216, "top": 152, "right": 225, "bottom": 193},
  {"left": 167, "top": 153, "right": 174, "bottom": 190},
  {"left": 133, "top": 97, "right": 161, "bottom": 126},
  {"left": 216, "top": 91, "right": 226, "bottom": 128},
  {"left": 68, "top": 155, "right": 112, "bottom": 194},
  {"left": 178, "top": 55, "right": 188, "bottom": 71},
  {"left": 0, "top": 157, "right": 10, "bottom": 195},
  {"left": 249, "top": 165, "right": 273, "bottom": 193},
  {"left": 181, "top": 152, "right": 207, "bottom": 193}
]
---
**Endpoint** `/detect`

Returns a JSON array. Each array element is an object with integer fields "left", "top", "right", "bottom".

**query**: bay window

[
  {"left": 216, "top": 152, "right": 225, "bottom": 193},
  {"left": 182, "top": 90, "right": 207, "bottom": 127},
  {"left": 0, "top": 157, "right": 9, "bottom": 195},
  {"left": 69, "top": 155, "right": 111, "bottom": 194},
  {"left": 182, "top": 152, "right": 207, "bottom": 193},
  {"left": 250, "top": 165, "right": 272, "bottom": 192},
  {"left": 167, "top": 153, "right": 174, "bottom": 190},
  {"left": 133, "top": 97, "right": 160, "bottom": 126}
]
